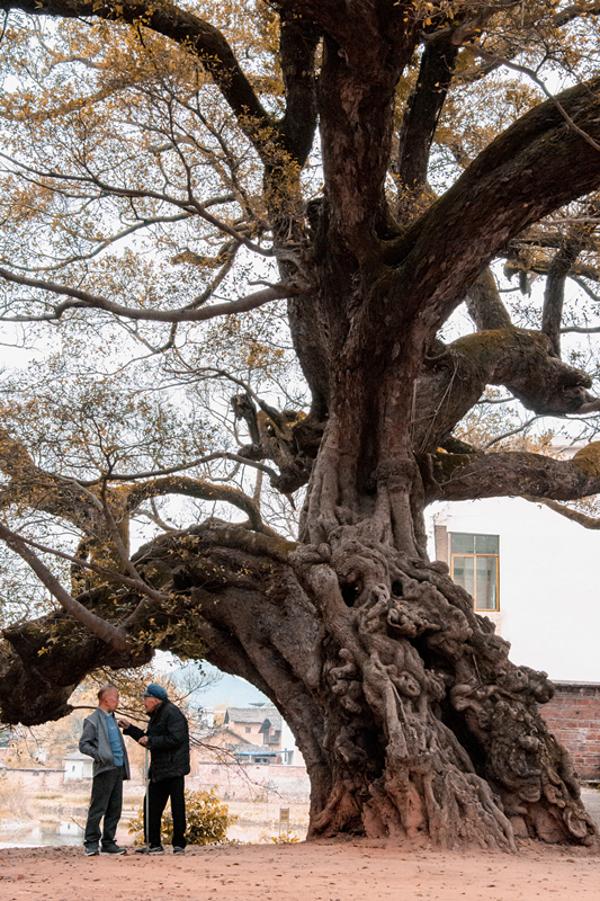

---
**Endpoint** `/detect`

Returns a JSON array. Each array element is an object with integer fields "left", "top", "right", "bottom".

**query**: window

[
  {"left": 449, "top": 533, "right": 499, "bottom": 612},
  {"left": 245, "top": 726, "right": 252, "bottom": 734}
]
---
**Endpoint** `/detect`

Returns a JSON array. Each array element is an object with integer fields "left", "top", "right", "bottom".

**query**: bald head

[{"left": 98, "top": 685, "right": 119, "bottom": 713}]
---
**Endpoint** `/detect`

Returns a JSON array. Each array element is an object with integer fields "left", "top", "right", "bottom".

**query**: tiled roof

[{"left": 224, "top": 705, "right": 282, "bottom": 729}]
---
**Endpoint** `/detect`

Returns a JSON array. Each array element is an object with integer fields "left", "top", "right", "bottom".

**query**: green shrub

[{"left": 128, "top": 788, "right": 236, "bottom": 846}]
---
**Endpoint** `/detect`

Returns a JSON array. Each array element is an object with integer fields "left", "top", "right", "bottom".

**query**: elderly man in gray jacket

[{"left": 79, "top": 684, "right": 130, "bottom": 856}]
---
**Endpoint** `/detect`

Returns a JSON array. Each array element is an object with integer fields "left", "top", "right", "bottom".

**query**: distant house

[
  {"left": 195, "top": 706, "right": 215, "bottom": 730},
  {"left": 63, "top": 749, "right": 93, "bottom": 781},
  {"left": 198, "top": 725, "right": 256, "bottom": 760},
  {"left": 223, "top": 704, "right": 282, "bottom": 751},
  {"left": 221, "top": 704, "right": 305, "bottom": 766},
  {"left": 232, "top": 743, "right": 281, "bottom": 766},
  {"left": 197, "top": 723, "right": 282, "bottom": 766},
  {"left": 204, "top": 726, "right": 252, "bottom": 752}
]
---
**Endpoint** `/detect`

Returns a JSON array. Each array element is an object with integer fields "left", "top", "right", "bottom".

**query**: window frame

[{"left": 448, "top": 532, "right": 500, "bottom": 613}]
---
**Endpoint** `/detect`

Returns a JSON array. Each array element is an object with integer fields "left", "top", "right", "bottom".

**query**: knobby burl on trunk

[{"left": 2, "top": 0, "right": 600, "bottom": 851}]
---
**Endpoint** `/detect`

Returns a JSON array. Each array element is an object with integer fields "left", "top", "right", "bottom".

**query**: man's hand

[
  {"left": 138, "top": 736, "right": 149, "bottom": 747},
  {"left": 117, "top": 718, "right": 131, "bottom": 729}
]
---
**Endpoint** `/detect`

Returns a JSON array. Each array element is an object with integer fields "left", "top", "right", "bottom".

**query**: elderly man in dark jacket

[{"left": 119, "top": 683, "right": 190, "bottom": 854}]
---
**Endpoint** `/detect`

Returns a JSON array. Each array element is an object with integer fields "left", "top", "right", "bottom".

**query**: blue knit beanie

[{"left": 143, "top": 683, "right": 168, "bottom": 701}]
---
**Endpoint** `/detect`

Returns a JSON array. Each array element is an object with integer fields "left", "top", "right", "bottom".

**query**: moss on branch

[{"left": 573, "top": 442, "right": 600, "bottom": 478}]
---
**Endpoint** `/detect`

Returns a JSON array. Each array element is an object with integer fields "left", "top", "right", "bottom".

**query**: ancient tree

[{"left": 1, "top": 0, "right": 600, "bottom": 849}]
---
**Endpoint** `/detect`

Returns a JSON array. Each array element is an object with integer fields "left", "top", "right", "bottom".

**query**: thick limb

[{"left": 424, "top": 444, "right": 600, "bottom": 503}]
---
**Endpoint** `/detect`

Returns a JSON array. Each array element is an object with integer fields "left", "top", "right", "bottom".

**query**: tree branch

[
  {"left": 395, "top": 36, "right": 458, "bottom": 195},
  {"left": 0, "top": 520, "right": 129, "bottom": 651},
  {"left": 76, "top": 452, "right": 279, "bottom": 486},
  {"left": 523, "top": 495, "right": 600, "bottom": 530},
  {"left": 413, "top": 327, "right": 595, "bottom": 453},
  {"left": 0, "top": 425, "right": 38, "bottom": 479},
  {"left": 0, "top": 0, "right": 276, "bottom": 159},
  {"left": 542, "top": 238, "right": 582, "bottom": 356},
  {"left": 464, "top": 268, "right": 513, "bottom": 331},
  {"left": 277, "top": 13, "right": 319, "bottom": 166},
  {"left": 125, "top": 475, "right": 271, "bottom": 534},
  {"left": 0, "top": 520, "right": 297, "bottom": 725},
  {"left": 425, "top": 444, "right": 600, "bottom": 504},
  {"left": 0, "top": 153, "right": 273, "bottom": 256},
  {"left": 315, "top": 7, "right": 418, "bottom": 253},
  {"left": 570, "top": 273, "right": 600, "bottom": 301},
  {"left": 0, "top": 267, "right": 301, "bottom": 323},
  {"left": 384, "top": 75, "right": 600, "bottom": 334},
  {"left": 554, "top": 1, "right": 600, "bottom": 25},
  {"left": 0, "top": 425, "right": 105, "bottom": 532}
]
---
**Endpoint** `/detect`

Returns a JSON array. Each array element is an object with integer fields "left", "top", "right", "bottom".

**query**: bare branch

[
  {"left": 542, "top": 238, "right": 582, "bottom": 356},
  {"left": 0, "top": 519, "right": 129, "bottom": 651},
  {"left": 553, "top": 2, "right": 600, "bottom": 28},
  {"left": 125, "top": 475, "right": 272, "bottom": 534},
  {"left": 472, "top": 49, "right": 600, "bottom": 154},
  {"left": 77, "top": 452, "right": 279, "bottom": 485},
  {"left": 483, "top": 416, "right": 540, "bottom": 449},
  {"left": 570, "top": 274, "right": 600, "bottom": 302},
  {"left": 523, "top": 495, "right": 600, "bottom": 530},
  {"left": 0, "top": 153, "right": 274, "bottom": 257},
  {"left": 0, "top": 267, "right": 302, "bottom": 323}
]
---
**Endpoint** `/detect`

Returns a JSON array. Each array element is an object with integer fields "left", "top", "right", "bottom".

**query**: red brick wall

[{"left": 540, "top": 682, "right": 600, "bottom": 782}]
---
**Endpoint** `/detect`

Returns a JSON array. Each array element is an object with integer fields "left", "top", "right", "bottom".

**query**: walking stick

[{"left": 144, "top": 747, "right": 150, "bottom": 846}]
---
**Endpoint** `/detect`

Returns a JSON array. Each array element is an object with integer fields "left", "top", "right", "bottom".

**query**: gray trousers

[{"left": 84, "top": 767, "right": 124, "bottom": 850}]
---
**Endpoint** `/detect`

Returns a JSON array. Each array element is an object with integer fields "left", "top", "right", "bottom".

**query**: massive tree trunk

[
  {"left": 276, "top": 309, "right": 594, "bottom": 847},
  {"left": 1, "top": 0, "right": 600, "bottom": 854}
]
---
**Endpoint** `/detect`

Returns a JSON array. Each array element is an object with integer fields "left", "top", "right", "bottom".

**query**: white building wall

[
  {"left": 428, "top": 497, "right": 600, "bottom": 682},
  {"left": 280, "top": 720, "right": 306, "bottom": 768},
  {"left": 63, "top": 756, "right": 93, "bottom": 781}
]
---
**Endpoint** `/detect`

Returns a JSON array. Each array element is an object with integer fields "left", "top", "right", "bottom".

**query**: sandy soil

[{"left": 1, "top": 841, "right": 599, "bottom": 901}]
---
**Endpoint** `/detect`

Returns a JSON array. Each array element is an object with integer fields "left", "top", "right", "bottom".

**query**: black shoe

[
  {"left": 173, "top": 846, "right": 186, "bottom": 855},
  {"left": 101, "top": 845, "right": 127, "bottom": 855},
  {"left": 135, "top": 845, "right": 164, "bottom": 855},
  {"left": 84, "top": 847, "right": 99, "bottom": 857}
]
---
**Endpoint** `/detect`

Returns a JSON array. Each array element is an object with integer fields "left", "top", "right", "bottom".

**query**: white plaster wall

[
  {"left": 63, "top": 758, "right": 92, "bottom": 781},
  {"left": 280, "top": 720, "right": 306, "bottom": 768},
  {"left": 427, "top": 497, "right": 600, "bottom": 682}
]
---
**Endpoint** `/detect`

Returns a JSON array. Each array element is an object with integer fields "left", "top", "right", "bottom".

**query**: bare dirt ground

[{"left": 1, "top": 840, "right": 600, "bottom": 901}]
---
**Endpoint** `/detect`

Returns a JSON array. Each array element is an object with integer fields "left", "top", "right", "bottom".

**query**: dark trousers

[
  {"left": 144, "top": 776, "right": 186, "bottom": 848},
  {"left": 84, "top": 767, "right": 124, "bottom": 850}
]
